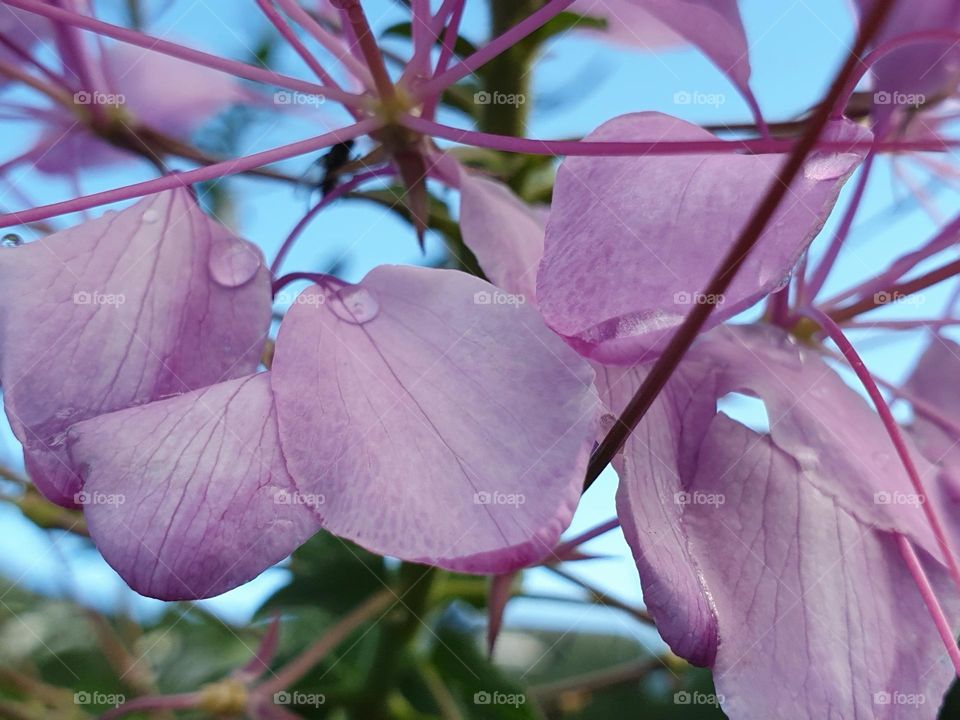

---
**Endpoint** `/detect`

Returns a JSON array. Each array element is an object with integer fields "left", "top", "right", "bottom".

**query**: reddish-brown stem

[
  {"left": 582, "top": 0, "right": 898, "bottom": 491},
  {"left": 829, "top": 257, "right": 960, "bottom": 323}
]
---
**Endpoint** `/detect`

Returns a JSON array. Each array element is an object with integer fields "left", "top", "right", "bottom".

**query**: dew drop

[
  {"left": 208, "top": 237, "right": 262, "bottom": 288},
  {"left": 330, "top": 285, "right": 380, "bottom": 324},
  {"left": 1, "top": 233, "right": 22, "bottom": 248},
  {"left": 141, "top": 209, "right": 160, "bottom": 224},
  {"left": 803, "top": 151, "right": 860, "bottom": 181}
]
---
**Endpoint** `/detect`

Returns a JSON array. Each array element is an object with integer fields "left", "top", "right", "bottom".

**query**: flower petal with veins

[
  {"left": 691, "top": 415, "right": 957, "bottom": 719},
  {"left": 537, "top": 113, "right": 871, "bottom": 364},
  {"left": 458, "top": 170, "right": 544, "bottom": 302},
  {"left": 67, "top": 373, "right": 319, "bottom": 600},
  {"left": 0, "top": 188, "right": 271, "bottom": 506},
  {"left": 270, "top": 265, "right": 599, "bottom": 573}
]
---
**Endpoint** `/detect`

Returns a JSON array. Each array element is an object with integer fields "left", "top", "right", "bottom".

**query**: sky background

[{"left": 0, "top": 0, "right": 957, "bottom": 659}]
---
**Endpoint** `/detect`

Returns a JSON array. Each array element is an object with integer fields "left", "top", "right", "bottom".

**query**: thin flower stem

[
  {"left": 272, "top": 271, "right": 340, "bottom": 295},
  {"left": 272, "top": 0, "right": 374, "bottom": 89},
  {"left": 271, "top": 166, "right": 392, "bottom": 275},
  {"left": 804, "top": 307, "right": 960, "bottom": 597},
  {"left": 256, "top": 589, "right": 394, "bottom": 696},
  {"left": 0, "top": 118, "right": 382, "bottom": 228},
  {"left": 333, "top": 0, "right": 396, "bottom": 101},
  {"left": 403, "top": 0, "right": 435, "bottom": 84},
  {"left": 2, "top": 0, "right": 366, "bottom": 107},
  {"left": 256, "top": 0, "right": 339, "bottom": 88},
  {"left": 828, "top": 257, "right": 960, "bottom": 323},
  {"left": 400, "top": 115, "right": 952, "bottom": 156},
  {"left": 414, "top": 0, "right": 575, "bottom": 102},
  {"left": 821, "top": 210, "right": 960, "bottom": 309},
  {"left": 546, "top": 565, "right": 653, "bottom": 625},
  {"left": 841, "top": 319, "right": 960, "bottom": 330},
  {"left": 896, "top": 536, "right": 960, "bottom": 675},
  {"left": 423, "top": 0, "right": 465, "bottom": 120},
  {"left": 552, "top": 517, "right": 620, "bottom": 559},
  {"left": 834, "top": 29, "right": 960, "bottom": 120},
  {"left": 0, "top": 57, "right": 73, "bottom": 106},
  {"left": 582, "top": 0, "right": 899, "bottom": 492},
  {"left": 0, "top": 33, "right": 71, "bottom": 91},
  {"left": 802, "top": 149, "right": 879, "bottom": 304},
  {"left": 530, "top": 656, "right": 663, "bottom": 699}
]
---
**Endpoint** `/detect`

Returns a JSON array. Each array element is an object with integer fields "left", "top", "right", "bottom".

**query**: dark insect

[{"left": 314, "top": 140, "right": 355, "bottom": 197}]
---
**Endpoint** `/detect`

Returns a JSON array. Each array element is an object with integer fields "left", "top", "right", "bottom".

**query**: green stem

[
  {"left": 352, "top": 564, "right": 437, "bottom": 719},
  {"left": 479, "top": 1, "right": 539, "bottom": 138}
]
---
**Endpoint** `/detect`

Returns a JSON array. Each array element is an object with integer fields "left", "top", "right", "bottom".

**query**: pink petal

[
  {"left": 458, "top": 170, "right": 544, "bottom": 302},
  {"left": 628, "top": 0, "right": 751, "bottom": 99},
  {"left": 270, "top": 265, "right": 599, "bottom": 573},
  {"left": 693, "top": 325, "right": 942, "bottom": 558},
  {"left": 104, "top": 42, "right": 252, "bottom": 137},
  {"left": 689, "top": 415, "right": 958, "bottom": 718},
  {"left": 0, "top": 189, "right": 271, "bottom": 506},
  {"left": 67, "top": 373, "right": 320, "bottom": 600},
  {"left": 571, "top": 0, "right": 684, "bottom": 48},
  {"left": 537, "top": 113, "right": 870, "bottom": 364},
  {"left": 595, "top": 360, "right": 721, "bottom": 665},
  {"left": 857, "top": 0, "right": 960, "bottom": 125}
]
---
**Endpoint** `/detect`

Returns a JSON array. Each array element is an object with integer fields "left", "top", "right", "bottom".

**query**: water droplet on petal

[
  {"left": 803, "top": 151, "right": 860, "bottom": 181},
  {"left": 141, "top": 209, "right": 160, "bottom": 224},
  {"left": 330, "top": 285, "right": 380, "bottom": 324},
  {"left": 208, "top": 237, "right": 262, "bottom": 288},
  {"left": 1, "top": 233, "right": 22, "bottom": 248}
]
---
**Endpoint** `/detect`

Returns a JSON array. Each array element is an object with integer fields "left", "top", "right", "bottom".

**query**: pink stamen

[
  {"left": 423, "top": 0, "right": 465, "bottom": 120},
  {"left": 804, "top": 307, "right": 960, "bottom": 594},
  {"left": 270, "top": 166, "right": 393, "bottom": 275},
  {"left": 413, "top": 0, "right": 576, "bottom": 101},
  {"left": 3, "top": 0, "right": 366, "bottom": 107},
  {"left": 0, "top": 118, "right": 382, "bottom": 228},
  {"left": 401, "top": 115, "right": 956, "bottom": 157},
  {"left": 272, "top": 0, "right": 374, "bottom": 90},
  {"left": 330, "top": 0, "right": 395, "bottom": 101},
  {"left": 896, "top": 536, "right": 960, "bottom": 675}
]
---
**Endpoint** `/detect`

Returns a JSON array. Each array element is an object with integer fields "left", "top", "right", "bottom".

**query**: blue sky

[{"left": 0, "top": 0, "right": 957, "bottom": 648}]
